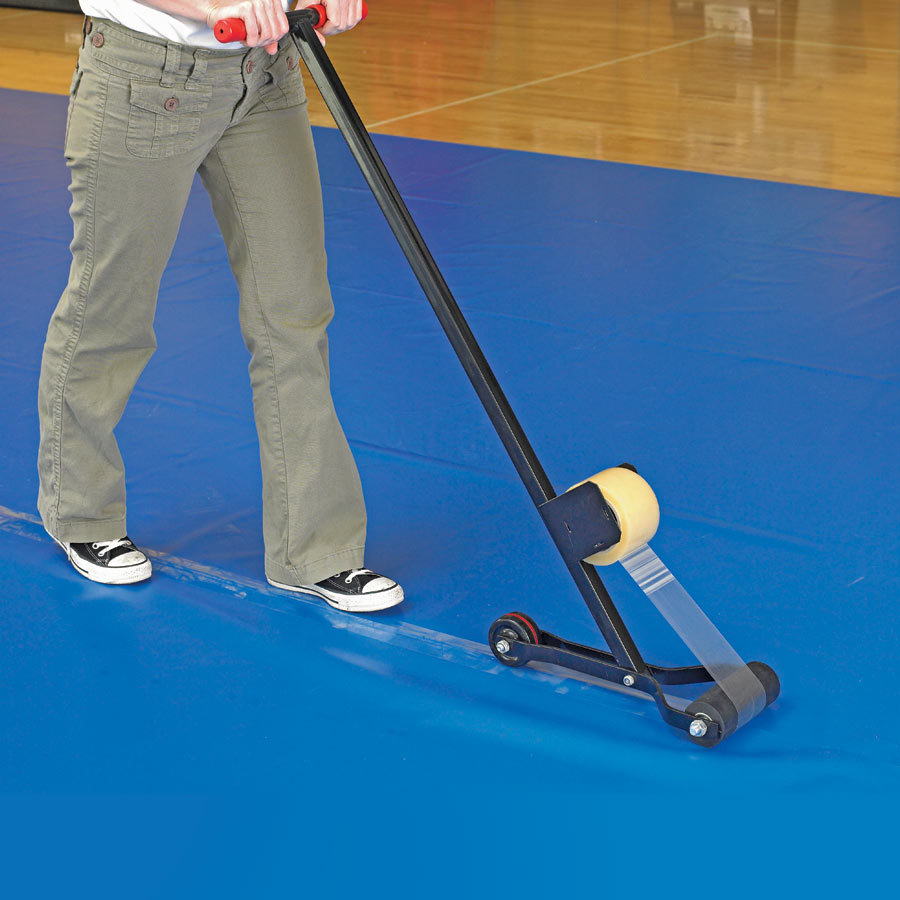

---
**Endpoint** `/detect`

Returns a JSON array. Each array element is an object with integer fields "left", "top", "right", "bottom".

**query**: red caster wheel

[{"left": 489, "top": 612, "right": 540, "bottom": 667}]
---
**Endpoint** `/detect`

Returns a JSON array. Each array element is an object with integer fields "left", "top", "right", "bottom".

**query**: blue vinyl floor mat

[{"left": 1, "top": 88, "right": 899, "bottom": 891}]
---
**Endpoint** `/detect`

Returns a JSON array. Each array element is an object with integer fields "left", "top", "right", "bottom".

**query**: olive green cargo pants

[{"left": 37, "top": 18, "right": 367, "bottom": 585}]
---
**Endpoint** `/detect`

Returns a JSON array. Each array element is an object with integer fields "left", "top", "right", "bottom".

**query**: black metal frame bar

[
  {"left": 508, "top": 632, "right": 721, "bottom": 739},
  {"left": 288, "top": 13, "right": 730, "bottom": 743}
]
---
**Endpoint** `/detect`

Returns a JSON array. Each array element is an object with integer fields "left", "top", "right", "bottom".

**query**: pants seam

[
  {"left": 54, "top": 516, "right": 127, "bottom": 526},
  {"left": 51, "top": 72, "right": 110, "bottom": 529},
  {"left": 51, "top": 515, "right": 129, "bottom": 541},
  {"left": 267, "top": 546, "right": 366, "bottom": 584}
]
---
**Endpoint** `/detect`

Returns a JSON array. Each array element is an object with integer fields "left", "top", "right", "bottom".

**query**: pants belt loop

[
  {"left": 187, "top": 48, "right": 208, "bottom": 88},
  {"left": 160, "top": 41, "right": 180, "bottom": 87}
]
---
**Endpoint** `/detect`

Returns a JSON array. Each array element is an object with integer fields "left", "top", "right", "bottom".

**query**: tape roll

[{"left": 573, "top": 467, "right": 660, "bottom": 566}]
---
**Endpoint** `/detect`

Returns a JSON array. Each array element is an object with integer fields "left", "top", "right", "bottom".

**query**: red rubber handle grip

[
  {"left": 215, "top": 3, "right": 367, "bottom": 43},
  {"left": 214, "top": 18, "right": 249, "bottom": 43}
]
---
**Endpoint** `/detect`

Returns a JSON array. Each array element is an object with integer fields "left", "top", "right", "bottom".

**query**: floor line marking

[
  {"left": 0, "top": 502, "right": 657, "bottom": 701},
  {"left": 0, "top": 11, "right": 36, "bottom": 22},
  {"left": 367, "top": 33, "right": 718, "bottom": 128},
  {"left": 0, "top": 502, "right": 489, "bottom": 653},
  {"left": 0, "top": 504, "right": 668, "bottom": 707},
  {"left": 746, "top": 35, "right": 900, "bottom": 55}
]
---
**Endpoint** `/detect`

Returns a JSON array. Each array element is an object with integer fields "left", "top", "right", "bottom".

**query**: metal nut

[
  {"left": 623, "top": 674, "right": 635, "bottom": 687},
  {"left": 495, "top": 639, "right": 511, "bottom": 654},
  {"left": 689, "top": 718, "right": 708, "bottom": 738}
]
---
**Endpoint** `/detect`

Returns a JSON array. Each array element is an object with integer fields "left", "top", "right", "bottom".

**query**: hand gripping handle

[{"left": 215, "top": 3, "right": 368, "bottom": 43}]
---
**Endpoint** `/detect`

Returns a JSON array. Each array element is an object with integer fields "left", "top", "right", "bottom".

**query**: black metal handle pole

[{"left": 291, "top": 23, "right": 648, "bottom": 675}]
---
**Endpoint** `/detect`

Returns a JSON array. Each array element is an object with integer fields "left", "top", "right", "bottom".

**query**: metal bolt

[
  {"left": 495, "top": 639, "right": 511, "bottom": 654},
  {"left": 623, "top": 675, "right": 635, "bottom": 687},
  {"left": 689, "top": 718, "right": 708, "bottom": 738}
]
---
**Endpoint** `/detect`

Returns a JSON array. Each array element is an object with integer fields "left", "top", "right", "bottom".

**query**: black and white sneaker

[
  {"left": 52, "top": 535, "right": 152, "bottom": 585},
  {"left": 267, "top": 568, "right": 404, "bottom": 612}
]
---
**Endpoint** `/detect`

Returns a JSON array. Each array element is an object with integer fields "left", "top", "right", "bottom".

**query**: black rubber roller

[{"left": 685, "top": 661, "right": 780, "bottom": 746}]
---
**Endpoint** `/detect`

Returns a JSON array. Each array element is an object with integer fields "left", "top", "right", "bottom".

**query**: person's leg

[
  {"left": 37, "top": 22, "right": 226, "bottom": 551},
  {"left": 198, "top": 42, "right": 369, "bottom": 588}
]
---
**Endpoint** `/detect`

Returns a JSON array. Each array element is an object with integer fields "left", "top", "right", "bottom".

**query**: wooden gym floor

[{"left": 1, "top": 1, "right": 899, "bottom": 196}]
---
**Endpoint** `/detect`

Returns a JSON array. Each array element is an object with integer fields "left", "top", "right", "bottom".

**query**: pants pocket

[
  {"left": 64, "top": 67, "right": 84, "bottom": 150},
  {"left": 260, "top": 50, "right": 307, "bottom": 111},
  {"left": 125, "top": 80, "right": 213, "bottom": 159}
]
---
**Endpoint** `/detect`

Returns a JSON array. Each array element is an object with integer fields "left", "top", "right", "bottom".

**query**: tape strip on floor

[{"left": 621, "top": 544, "right": 766, "bottom": 729}]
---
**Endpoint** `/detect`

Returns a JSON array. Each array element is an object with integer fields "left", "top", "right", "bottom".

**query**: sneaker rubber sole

[{"left": 266, "top": 577, "right": 403, "bottom": 612}]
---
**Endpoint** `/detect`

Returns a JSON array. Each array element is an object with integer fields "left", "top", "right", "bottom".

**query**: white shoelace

[
  {"left": 91, "top": 538, "right": 131, "bottom": 557},
  {"left": 344, "top": 568, "right": 374, "bottom": 584}
]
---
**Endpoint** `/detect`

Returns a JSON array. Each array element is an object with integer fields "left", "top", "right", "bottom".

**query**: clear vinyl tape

[{"left": 620, "top": 544, "right": 766, "bottom": 729}]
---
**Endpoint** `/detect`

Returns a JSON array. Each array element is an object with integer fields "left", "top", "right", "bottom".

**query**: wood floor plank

[{"left": 2, "top": 1, "right": 900, "bottom": 194}]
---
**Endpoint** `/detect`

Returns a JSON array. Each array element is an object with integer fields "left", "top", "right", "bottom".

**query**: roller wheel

[
  {"left": 489, "top": 612, "right": 540, "bottom": 667},
  {"left": 685, "top": 661, "right": 781, "bottom": 747},
  {"left": 684, "top": 705, "right": 728, "bottom": 748}
]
